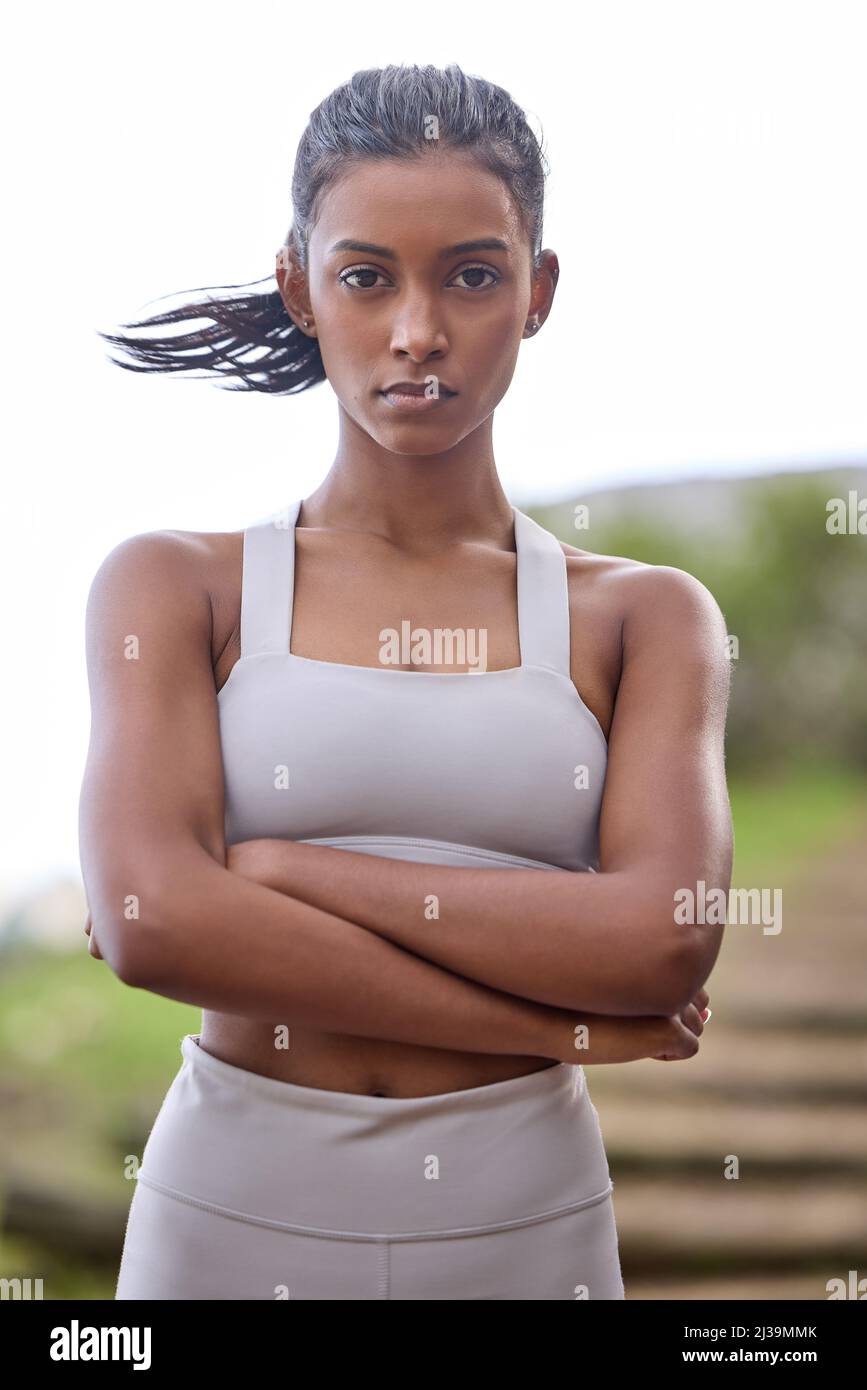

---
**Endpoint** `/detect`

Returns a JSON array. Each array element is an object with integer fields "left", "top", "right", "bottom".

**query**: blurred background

[{"left": 2, "top": 0, "right": 865, "bottom": 1299}]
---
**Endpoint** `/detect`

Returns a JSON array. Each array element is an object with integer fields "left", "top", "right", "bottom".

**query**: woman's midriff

[{"left": 197, "top": 1013, "right": 558, "bottom": 1098}]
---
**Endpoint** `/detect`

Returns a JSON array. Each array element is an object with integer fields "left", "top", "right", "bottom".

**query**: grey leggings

[{"left": 116, "top": 1034, "right": 625, "bottom": 1301}]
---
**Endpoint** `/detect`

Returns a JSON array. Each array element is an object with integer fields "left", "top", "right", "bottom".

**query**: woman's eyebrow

[{"left": 326, "top": 237, "right": 511, "bottom": 261}]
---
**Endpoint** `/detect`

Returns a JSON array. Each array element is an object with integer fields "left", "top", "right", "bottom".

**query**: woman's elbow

[
  {"left": 664, "top": 923, "right": 724, "bottom": 1012},
  {"left": 88, "top": 843, "right": 219, "bottom": 987},
  {"left": 89, "top": 884, "right": 169, "bottom": 988},
  {"left": 93, "top": 915, "right": 158, "bottom": 987}
]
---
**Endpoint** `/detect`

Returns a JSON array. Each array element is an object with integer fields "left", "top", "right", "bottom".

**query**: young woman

[{"left": 80, "top": 63, "right": 729, "bottom": 1301}]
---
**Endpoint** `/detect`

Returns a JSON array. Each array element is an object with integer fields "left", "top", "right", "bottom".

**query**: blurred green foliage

[{"left": 551, "top": 475, "right": 867, "bottom": 775}]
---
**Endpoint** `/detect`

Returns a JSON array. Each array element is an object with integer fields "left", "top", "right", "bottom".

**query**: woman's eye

[
  {"left": 450, "top": 265, "right": 500, "bottom": 290},
  {"left": 339, "top": 267, "right": 389, "bottom": 290},
  {"left": 338, "top": 264, "right": 501, "bottom": 291}
]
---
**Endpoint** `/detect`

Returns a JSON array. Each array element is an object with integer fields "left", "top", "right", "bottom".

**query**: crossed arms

[{"left": 79, "top": 533, "right": 731, "bottom": 1052}]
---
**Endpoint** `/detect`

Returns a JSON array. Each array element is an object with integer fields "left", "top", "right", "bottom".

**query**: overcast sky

[{"left": 3, "top": 0, "right": 865, "bottom": 893}]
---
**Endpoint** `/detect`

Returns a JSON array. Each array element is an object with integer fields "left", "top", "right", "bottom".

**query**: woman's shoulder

[
  {"left": 560, "top": 537, "right": 722, "bottom": 618},
  {"left": 559, "top": 538, "right": 647, "bottom": 629},
  {"left": 87, "top": 527, "right": 245, "bottom": 668},
  {"left": 89, "top": 526, "right": 242, "bottom": 614},
  {"left": 558, "top": 539, "right": 726, "bottom": 669},
  {"left": 94, "top": 524, "right": 243, "bottom": 581}
]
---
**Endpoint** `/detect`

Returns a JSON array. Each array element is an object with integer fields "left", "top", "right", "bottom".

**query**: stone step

[
  {"left": 624, "top": 1271, "right": 853, "bottom": 1300},
  {"left": 587, "top": 1091, "right": 867, "bottom": 1178},
  {"left": 586, "top": 1029, "right": 867, "bottom": 1107},
  {"left": 611, "top": 1177, "right": 867, "bottom": 1278}
]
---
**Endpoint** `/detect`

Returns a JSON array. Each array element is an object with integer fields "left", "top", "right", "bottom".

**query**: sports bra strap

[
  {"left": 239, "top": 498, "right": 302, "bottom": 657},
  {"left": 511, "top": 507, "right": 572, "bottom": 677},
  {"left": 238, "top": 497, "right": 572, "bottom": 678}
]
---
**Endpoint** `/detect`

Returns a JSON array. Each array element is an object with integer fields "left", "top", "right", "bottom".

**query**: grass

[
  {"left": 728, "top": 760, "right": 867, "bottom": 884},
  {"left": 0, "top": 947, "right": 199, "bottom": 1099}
]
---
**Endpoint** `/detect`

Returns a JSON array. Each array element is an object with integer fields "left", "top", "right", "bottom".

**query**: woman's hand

[
  {"left": 83, "top": 910, "right": 102, "bottom": 959},
  {"left": 649, "top": 986, "right": 711, "bottom": 1061},
  {"left": 553, "top": 988, "right": 711, "bottom": 1065}
]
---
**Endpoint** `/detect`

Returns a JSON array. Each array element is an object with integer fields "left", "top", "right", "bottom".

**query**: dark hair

[{"left": 98, "top": 63, "right": 549, "bottom": 395}]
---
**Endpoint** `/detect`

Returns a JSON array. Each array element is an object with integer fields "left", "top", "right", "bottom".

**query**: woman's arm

[
  {"left": 230, "top": 566, "right": 734, "bottom": 1016},
  {"left": 77, "top": 533, "right": 644, "bottom": 1064}
]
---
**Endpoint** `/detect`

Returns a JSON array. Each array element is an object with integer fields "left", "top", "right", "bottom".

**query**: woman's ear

[{"left": 275, "top": 241, "right": 314, "bottom": 335}]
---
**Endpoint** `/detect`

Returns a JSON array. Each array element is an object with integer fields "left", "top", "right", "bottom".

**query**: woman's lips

[{"left": 379, "top": 388, "right": 457, "bottom": 412}]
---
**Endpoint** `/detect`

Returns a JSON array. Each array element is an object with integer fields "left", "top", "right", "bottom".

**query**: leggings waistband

[
  {"left": 135, "top": 1168, "right": 615, "bottom": 1242},
  {"left": 135, "top": 1033, "right": 613, "bottom": 1237}
]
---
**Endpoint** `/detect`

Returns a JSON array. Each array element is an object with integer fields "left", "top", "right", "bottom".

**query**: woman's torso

[{"left": 198, "top": 500, "right": 628, "bottom": 1097}]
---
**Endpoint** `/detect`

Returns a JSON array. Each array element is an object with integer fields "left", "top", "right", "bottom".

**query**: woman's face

[{"left": 279, "top": 152, "right": 555, "bottom": 454}]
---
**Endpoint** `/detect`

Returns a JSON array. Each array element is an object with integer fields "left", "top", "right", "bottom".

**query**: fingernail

[{"left": 702, "top": 1008, "right": 712, "bottom": 1021}]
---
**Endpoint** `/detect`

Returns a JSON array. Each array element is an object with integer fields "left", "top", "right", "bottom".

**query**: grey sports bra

[{"left": 218, "top": 497, "right": 608, "bottom": 874}]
